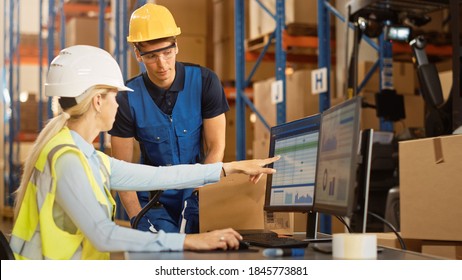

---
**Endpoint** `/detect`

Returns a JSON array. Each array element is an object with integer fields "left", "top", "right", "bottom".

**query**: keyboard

[{"left": 241, "top": 232, "right": 309, "bottom": 248}]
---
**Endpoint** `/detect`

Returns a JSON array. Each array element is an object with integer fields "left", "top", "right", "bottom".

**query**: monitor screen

[
  {"left": 264, "top": 114, "right": 321, "bottom": 213},
  {"left": 313, "top": 96, "right": 362, "bottom": 217}
]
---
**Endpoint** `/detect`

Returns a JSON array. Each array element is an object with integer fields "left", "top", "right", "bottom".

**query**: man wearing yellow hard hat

[{"left": 109, "top": 3, "right": 229, "bottom": 234}]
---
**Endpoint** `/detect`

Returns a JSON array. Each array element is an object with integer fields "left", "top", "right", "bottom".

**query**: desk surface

[{"left": 125, "top": 245, "right": 440, "bottom": 260}]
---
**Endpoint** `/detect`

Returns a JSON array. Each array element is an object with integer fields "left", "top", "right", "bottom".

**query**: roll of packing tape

[{"left": 332, "top": 233, "right": 377, "bottom": 260}]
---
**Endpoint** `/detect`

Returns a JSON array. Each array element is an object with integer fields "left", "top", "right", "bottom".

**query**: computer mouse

[{"left": 238, "top": 240, "right": 250, "bottom": 250}]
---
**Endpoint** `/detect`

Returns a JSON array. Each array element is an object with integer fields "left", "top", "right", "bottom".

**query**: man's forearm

[
  {"left": 118, "top": 191, "right": 143, "bottom": 219},
  {"left": 203, "top": 147, "right": 224, "bottom": 164}
]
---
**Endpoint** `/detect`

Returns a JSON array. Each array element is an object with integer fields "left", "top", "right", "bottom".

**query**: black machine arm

[{"left": 410, "top": 35, "right": 445, "bottom": 109}]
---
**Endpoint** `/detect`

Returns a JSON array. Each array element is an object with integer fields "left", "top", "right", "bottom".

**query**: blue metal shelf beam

[
  {"left": 378, "top": 34, "right": 394, "bottom": 131},
  {"left": 1, "top": 1, "right": 133, "bottom": 211},
  {"left": 234, "top": 0, "right": 287, "bottom": 160},
  {"left": 38, "top": 0, "right": 44, "bottom": 132},
  {"left": 317, "top": 0, "right": 331, "bottom": 113},
  {"left": 275, "top": 0, "right": 286, "bottom": 125},
  {"left": 234, "top": 0, "right": 246, "bottom": 160},
  {"left": 3, "top": 0, "right": 21, "bottom": 208},
  {"left": 234, "top": 1, "right": 386, "bottom": 160},
  {"left": 47, "top": 0, "right": 56, "bottom": 119},
  {"left": 98, "top": 0, "right": 107, "bottom": 153},
  {"left": 317, "top": 0, "right": 331, "bottom": 234}
]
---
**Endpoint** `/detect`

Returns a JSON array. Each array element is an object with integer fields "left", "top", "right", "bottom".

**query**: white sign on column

[
  {"left": 311, "top": 67, "right": 328, "bottom": 95},
  {"left": 271, "top": 80, "right": 283, "bottom": 104}
]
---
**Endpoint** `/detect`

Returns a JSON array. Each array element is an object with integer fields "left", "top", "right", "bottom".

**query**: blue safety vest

[{"left": 127, "top": 65, "right": 202, "bottom": 233}]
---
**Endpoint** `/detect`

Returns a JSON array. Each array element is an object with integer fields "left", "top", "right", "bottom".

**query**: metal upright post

[
  {"left": 317, "top": 0, "right": 331, "bottom": 112},
  {"left": 113, "top": 0, "right": 135, "bottom": 221},
  {"left": 13, "top": 0, "right": 20, "bottom": 169},
  {"left": 378, "top": 34, "right": 394, "bottom": 132},
  {"left": 5, "top": 0, "right": 21, "bottom": 208},
  {"left": 99, "top": 0, "right": 107, "bottom": 152},
  {"left": 234, "top": 0, "right": 246, "bottom": 160},
  {"left": 7, "top": 0, "right": 13, "bottom": 203},
  {"left": 317, "top": 0, "right": 332, "bottom": 234},
  {"left": 122, "top": 0, "right": 130, "bottom": 80},
  {"left": 59, "top": 0, "right": 65, "bottom": 49},
  {"left": 114, "top": 0, "right": 120, "bottom": 65},
  {"left": 38, "top": 0, "right": 44, "bottom": 132},
  {"left": 99, "top": 0, "right": 106, "bottom": 50},
  {"left": 47, "top": 0, "right": 56, "bottom": 119},
  {"left": 450, "top": 0, "right": 461, "bottom": 131},
  {"left": 274, "top": 0, "right": 286, "bottom": 125},
  {"left": 2, "top": 0, "right": 8, "bottom": 210}
]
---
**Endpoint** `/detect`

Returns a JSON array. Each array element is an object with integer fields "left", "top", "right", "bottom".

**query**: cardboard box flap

[{"left": 198, "top": 173, "right": 266, "bottom": 233}]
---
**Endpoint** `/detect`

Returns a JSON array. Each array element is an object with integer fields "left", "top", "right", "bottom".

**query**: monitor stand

[
  {"left": 297, "top": 211, "right": 334, "bottom": 254},
  {"left": 303, "top": 211, "right": 332, "bottom": 242}
]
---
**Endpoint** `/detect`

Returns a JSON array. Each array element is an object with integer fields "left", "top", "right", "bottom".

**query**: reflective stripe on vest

[{"left": 11, "top": 128, "right": 115, "bottom": 260}]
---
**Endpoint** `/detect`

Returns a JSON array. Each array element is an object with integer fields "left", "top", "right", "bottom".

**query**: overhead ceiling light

[{"left": 20, "top": 91, "right": 29, "bottom": 102}]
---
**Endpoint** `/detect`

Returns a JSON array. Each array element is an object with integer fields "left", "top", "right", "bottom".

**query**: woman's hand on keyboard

[{"left": 184, "top": 228, "right": 243, "bottom": 251}]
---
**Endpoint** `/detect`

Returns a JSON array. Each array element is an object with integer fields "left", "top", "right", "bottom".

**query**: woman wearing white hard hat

[{"left": 9, "top": 45, "right": 279, "bottom": 260}]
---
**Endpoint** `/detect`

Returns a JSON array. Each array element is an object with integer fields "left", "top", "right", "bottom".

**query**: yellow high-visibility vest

[{"left": 11, "top": 127, "right": 115, "bottom": 260}]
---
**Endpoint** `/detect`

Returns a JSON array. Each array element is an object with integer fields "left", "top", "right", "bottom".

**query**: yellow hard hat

[{"left": 127, "top": 3, "right": 181, "bottom": 43}]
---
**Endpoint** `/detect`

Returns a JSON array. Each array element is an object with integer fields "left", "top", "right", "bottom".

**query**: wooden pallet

[
  {"left": 287, "top": 22, "right": 337, "bottom": 38},
  {"left": 245, "top": 33, "right": 275, "bottom": 52},
  {"left": 245, "top": 22, "right": 336, "bottom": 52},
  {"left": 286, "top": 23, "right": 319, "bottom": 37}
]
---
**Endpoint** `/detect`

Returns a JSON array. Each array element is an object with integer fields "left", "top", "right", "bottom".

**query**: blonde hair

[{"left": 13, "top": 86, "right": 112, "bottom": 218}]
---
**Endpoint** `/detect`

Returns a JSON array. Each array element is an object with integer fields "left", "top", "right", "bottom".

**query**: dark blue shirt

[{"left": 109, "top": 62, "right": 229, "bottom": 138}]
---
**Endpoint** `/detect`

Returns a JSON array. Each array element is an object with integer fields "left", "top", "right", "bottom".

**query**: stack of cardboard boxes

[
  {"left": 252, "top": 67, "right": 322, "bottom": 159},
  {"left": 357, "top": 60, "right": 425, "bottom": 135},
  {"left": 399, "top": 134, "right": 462, "bottom": 260}
]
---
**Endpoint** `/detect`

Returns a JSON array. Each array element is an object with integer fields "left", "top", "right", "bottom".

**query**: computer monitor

[
  {"left": 350, "top": 128, "right": 374, "bottom": 233},
  {"left": 313, "top": 96, "right": 363, "bottom": 218},
  {"left": 264, "top": 114, "right": 321, "bottom": 214}
]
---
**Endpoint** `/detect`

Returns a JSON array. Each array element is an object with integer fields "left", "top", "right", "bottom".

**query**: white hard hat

[{"left": 45, "top": 45, "right": 132, "bottom": 99}]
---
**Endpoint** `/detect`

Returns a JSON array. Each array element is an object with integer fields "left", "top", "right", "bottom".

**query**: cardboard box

[
  {"left": 20, "top": 97, "right": 48, "bottom": 133},
  {"left": 360, "top": 91, "right": 424, "bottom": 135},
  {"left": 157, "top": 0, "right": 207, "bottom": 37},
  {"left": 252, "top": 77, "right": 274, "bottom": 160},
  {"left": 358, "top": 61, "right": 416, "bottom": 95},
  {"left": 65, "top": 17, "right": 109, "bottom": 47},
  {"left": 421, "top": 240, "right": 462, "bottom": 260},
  {"left": 399, "top": 134, "right": 462, "bottom": 241},
  {"left": 176, "top": 35, "right": 207, "bottom": 66},
  {"left": 199, "top": 173, "right": 266, "bottom": 233},
  {"left": 264, "top": 212, "right": 295, "bottom": 235},
  {"left": 224, "top": 103, "right": 254, "bottom": 162},
  {"left": 376, "top": 232, "right": 422, "bottom": 252},
  {"left": 252, "top": 68, "right": 321, "bottom": 159},
  {"left": 253, "top": 138, "right": 270, "bottom": 163},
  {"left": 249, "top": 0, "right": 318, "bottom": 39},
  {"left": 266, "top": 212, "right": 341, "bottom": 236},
  {"left": 213, "top": 0, "right": 276, "bottom": 82}
]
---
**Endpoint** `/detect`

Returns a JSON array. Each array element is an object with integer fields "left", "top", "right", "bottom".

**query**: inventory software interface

[{"left": 268, "top": 120, "right": 319, "bottom": 207}]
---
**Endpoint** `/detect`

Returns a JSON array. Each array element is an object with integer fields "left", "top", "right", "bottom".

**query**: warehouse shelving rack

[
  {"left": 233, "top": 0, "right": 460, "bottom": 233},
  {"left": 234, "top": 0, "right": 459, "bottom": 160},
  {"left": 1, "top": 0, "right": 134, "bottom": 217}
]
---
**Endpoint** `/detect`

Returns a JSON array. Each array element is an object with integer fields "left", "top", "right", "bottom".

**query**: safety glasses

[{"left": 137, "top": 43, "right": 177, "bottom": 63}]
